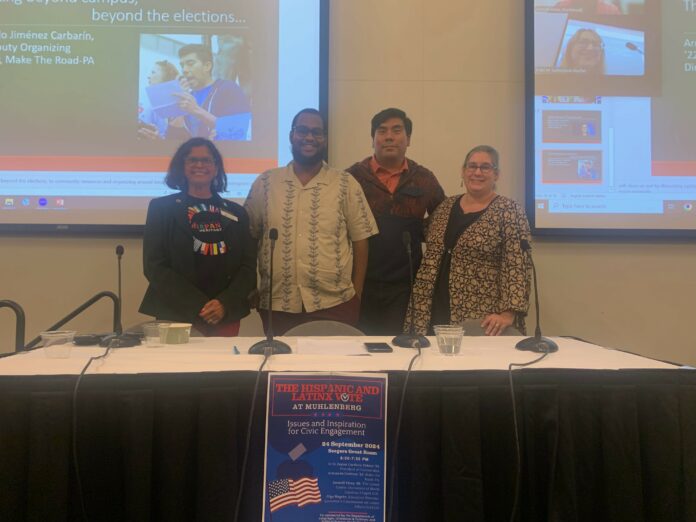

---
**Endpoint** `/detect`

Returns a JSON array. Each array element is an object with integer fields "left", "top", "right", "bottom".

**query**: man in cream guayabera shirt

[{"left": 244, "top": 108, "right": 378, "bottom": 335}]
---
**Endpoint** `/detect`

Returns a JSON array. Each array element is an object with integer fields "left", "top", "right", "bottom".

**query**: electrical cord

[
  {"left": 387, "top": 340, "right": 423, "bottom": 522},
  {"left": 507, "top": 349, "right": 550, "bottom": 522},
  {"left": 233, "top": 348, "right": 271, "bottom": 522},
  {"left": 72, "top": 341, "right": 117, "bottom": 522}
]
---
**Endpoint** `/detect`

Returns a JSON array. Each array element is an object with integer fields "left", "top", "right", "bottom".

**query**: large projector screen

[
  {"left": 527, "top": 0, "right": 696, "bottom": 236},
  {"left": 0, "top": 0, "right": 327, "bottom": 232}
]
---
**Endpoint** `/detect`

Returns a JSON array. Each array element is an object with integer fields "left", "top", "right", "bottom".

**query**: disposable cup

[
  {"left": 143, "top": 322, "right": 170, "bottom": 346},
  {"left": 40, "top": 330, "right": 76, "bottom": 358},
  {"left": 162, "top": 323, "right": 191, "bottom": 344}
]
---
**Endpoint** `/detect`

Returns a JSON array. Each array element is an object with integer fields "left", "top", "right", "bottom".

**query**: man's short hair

[
  {"left": 178, "top": 44, "right": 213, "bottom": 66},
  {"left": 291, "top": 108, "right": 326, "bottom": 130},
  {"left": 371, "top": 108, "right": 412, "bottom": 138}
]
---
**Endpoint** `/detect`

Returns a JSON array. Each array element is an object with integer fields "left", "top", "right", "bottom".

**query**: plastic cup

[
  {"left": 433, "top": 325, "right": 464, "bottom": 356},
  {"left": 162, "top": 323, "right": 191, "bottom": 344},
  {"left": 142, "top": 322, "right": 170, "bottom": 346},
  {"left": 40, "top": 330, "right": 76, "bottom": 358}
]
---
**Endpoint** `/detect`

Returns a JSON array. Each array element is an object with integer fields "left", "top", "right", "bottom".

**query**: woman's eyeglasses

[
  {"left": 185, "top": 157, "right": 215, "bottom": 166},
  {"left": 464, "top": 163, "right": 496, "bottom": 174}
]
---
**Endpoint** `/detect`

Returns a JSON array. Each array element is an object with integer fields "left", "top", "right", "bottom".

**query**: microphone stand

[
  {"left": 249, "top": 229, "right": 291, "bottom": 354},
  {"left": 100, "top": 245, "right": 140, "bottom": 348},
  {"left": 515, "top": 240, "right": 558, "bottom": 353},
  {"left": 392, "top": 231, "right": 430, "bottom": 348}
]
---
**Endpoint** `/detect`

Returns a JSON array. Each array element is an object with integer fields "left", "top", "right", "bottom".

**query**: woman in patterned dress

[{"left": 404, "top": 145, "right": 531, "bottom": 336}]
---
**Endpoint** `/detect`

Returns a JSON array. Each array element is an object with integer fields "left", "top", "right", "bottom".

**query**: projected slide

[
  {"left": 529, "top": 0, "right": 696, "bottom": 234},
  {"left": 0, "top": 0, "right": 325, "bottom": 229}
]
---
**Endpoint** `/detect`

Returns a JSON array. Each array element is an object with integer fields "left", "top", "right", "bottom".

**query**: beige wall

[{"left": 1, "top": 0, "right": 695, "bottom": 364}]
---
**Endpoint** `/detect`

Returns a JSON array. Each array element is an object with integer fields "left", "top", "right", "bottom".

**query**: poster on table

[{"left": 262, "top": 372, "right": 388, "bottom": 522}]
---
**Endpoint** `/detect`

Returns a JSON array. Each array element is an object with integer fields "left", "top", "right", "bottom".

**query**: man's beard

[{"left": 292, "top": 143, "right": 325, "bottom": 166}]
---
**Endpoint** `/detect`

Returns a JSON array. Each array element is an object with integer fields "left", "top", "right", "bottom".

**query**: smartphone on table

[{"left": 364, "top": 342, "right": 394, "bottom": 353}]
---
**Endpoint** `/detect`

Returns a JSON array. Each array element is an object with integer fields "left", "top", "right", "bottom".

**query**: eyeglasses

[
  {"left": 293, "top": 126, "right": 326, "bottom": 139},
  {"left": 464, "top": 163, "right": 496, "bottom": 174},
  {"left": 575, "top": 40, "right": 604, "bottom": 50},
  {"left": 185, "top": 157, "right": 215, "bottom": 166}
]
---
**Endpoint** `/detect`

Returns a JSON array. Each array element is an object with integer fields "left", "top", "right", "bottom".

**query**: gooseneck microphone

[
  {"left": 115, "top": 245, "right": 124, "bottom": 334},
  {"left": 392, "top": 231, "right": 430, "bottom": 348},
  {"left": 99, "top": 245, "right": 140, "bottom": 347},
  {"left": 249, "top": 228, "right": 291, "bottom": 354},
  {"left": 515, "top": 240, "right": 558, "bottom": 353},
  {"left": 626, "top": 42, "right": 644, "bottom": 55}
]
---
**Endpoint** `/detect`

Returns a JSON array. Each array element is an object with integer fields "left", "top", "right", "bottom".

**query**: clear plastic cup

[
  {"left": 433, "top": 325, "right": 464, "bottom": 356},
  {"left": 40, "top": 330, "right": 76, "bottom": 358},
  {"left": 142, "top": 322, "right": 170, "bottom": 346},
  {"left": 162, "top": 323, "right": 191, "bottom": 344}
]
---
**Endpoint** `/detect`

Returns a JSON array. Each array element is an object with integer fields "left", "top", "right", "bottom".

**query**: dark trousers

[
  {"left": 260, "top": 295, "right": 361, "bottom": 336},
  {"left": 358, "top": 279, "right": 412, "bottom": 335}
]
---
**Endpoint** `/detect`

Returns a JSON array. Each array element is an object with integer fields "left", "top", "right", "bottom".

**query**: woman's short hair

[
  {"left": 165, "top": 137, "right": 227, "bottom": 194},
  {"left": 464, "top": 145, "right": 500, "bottom": 170}
]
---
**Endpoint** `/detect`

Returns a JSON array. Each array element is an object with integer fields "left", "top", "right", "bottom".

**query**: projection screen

[
  {"left": 0, "top": 0, "right": 328, "bottom": 232},
  {"left": 527, "top": 0, "right": 696, "bottom": 236}
]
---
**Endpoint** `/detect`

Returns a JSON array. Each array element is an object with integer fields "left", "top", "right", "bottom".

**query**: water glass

[{"left": 433, "top": 325, "right": 464, "bottom": 356}]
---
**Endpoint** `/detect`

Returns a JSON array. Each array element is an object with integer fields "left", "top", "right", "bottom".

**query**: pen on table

[{"left": 233, "top": 346, "right": 240, "bottom": 355}]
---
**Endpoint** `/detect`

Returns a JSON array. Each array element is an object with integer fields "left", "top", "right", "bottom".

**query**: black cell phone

[{"left": 364, "top": 342, "right": 393, "bottom": 353}]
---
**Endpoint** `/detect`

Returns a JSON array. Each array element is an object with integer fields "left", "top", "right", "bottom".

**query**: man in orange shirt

[{"left": 346, "top": 108, "right": 445, "bottom": 335}]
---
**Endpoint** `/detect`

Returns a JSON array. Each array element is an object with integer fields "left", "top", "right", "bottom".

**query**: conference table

[{"left": 1, "top": 337, "right": 694, "bottom": 522}]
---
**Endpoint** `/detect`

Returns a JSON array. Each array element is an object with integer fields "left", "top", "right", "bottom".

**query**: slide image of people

[
  {"left": 138, "top": 33, "right": 252, "bottom": 142},
  {"left": 555, "top": 21, "right": 644, "bottom": 76},
  {"left": 534, "top": 14, "right": 645, "bottom": 78},
  {"left": 577, "top": 158, "right": 599, "bottom": 180},
  {"left": 560, "top": 28, "right": 606, "bottom": 74}
]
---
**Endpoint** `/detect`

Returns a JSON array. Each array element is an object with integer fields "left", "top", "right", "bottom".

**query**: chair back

[
  {"left": 460, "top": 318, "right": 521, "bottom": 336},
  {"left": 284, "top": 320, "right": 364, "bottom": 336}
]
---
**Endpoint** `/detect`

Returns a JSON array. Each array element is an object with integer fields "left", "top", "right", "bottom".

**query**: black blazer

[{"left": 139, "top": 192, "right": 256, "bottom": 324}]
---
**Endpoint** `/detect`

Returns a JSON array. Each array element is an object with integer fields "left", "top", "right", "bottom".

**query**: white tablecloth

[{"left": 0, "top": 336, "right": 678, "bottom": 376}]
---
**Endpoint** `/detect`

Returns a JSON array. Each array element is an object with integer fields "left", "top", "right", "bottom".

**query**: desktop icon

[
  {"left": 21, "top": 197, "right": 30, "bottom": 206},
  {"left": 38, "top": 197, "right": 48, "bottom": 207},
  {"left": 55, "top": 198, "right": 65, "bottom": 207},
  {"left": 4, "top": 198, "right": 14, "bottom": 207}
]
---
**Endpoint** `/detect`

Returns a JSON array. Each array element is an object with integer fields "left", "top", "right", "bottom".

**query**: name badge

[{"left": 221, "top": 210, "right": 238, "bottom": 222}]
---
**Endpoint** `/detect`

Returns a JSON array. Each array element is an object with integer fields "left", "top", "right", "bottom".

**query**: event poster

[{"left": 262, "top": 373, "right": 388, "bottom": 522}]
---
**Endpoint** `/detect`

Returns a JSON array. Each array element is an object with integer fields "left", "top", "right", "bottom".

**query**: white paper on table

[{"left": 295, "top": 338, "right": 366, "bottom": 355}]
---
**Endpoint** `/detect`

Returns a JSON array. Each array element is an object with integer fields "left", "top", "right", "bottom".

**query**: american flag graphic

[{"left": 268, "top": 477, "right": 322, "bottom": 512}]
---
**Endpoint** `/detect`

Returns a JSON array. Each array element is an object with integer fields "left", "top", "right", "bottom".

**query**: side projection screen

[{"left": 527, "top": 0, "right": 696, "bottom": 236}]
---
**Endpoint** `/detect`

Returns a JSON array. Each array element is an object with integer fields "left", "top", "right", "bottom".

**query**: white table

[{"left": 0, "top": 336, "right": 677, "bottom": 376}]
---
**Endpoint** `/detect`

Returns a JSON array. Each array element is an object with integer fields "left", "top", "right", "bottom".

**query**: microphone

[
  {"left": 392, "top": 231, "right": 430, "bottom": 348},
  {"left": 515, "top": 240, "right": 558, "bottom": 353},
  {"left": 626, "top": 42, "right": 644, "bottom": 55},
  {"left": 249, "top": 228, "right": 291, "bottom": 354},
  {"left": 115, "top": 245, "right": 124, "bottom": 334},
  {"left": 99, "top": 245, "right": 140, "bottom": 347}
]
